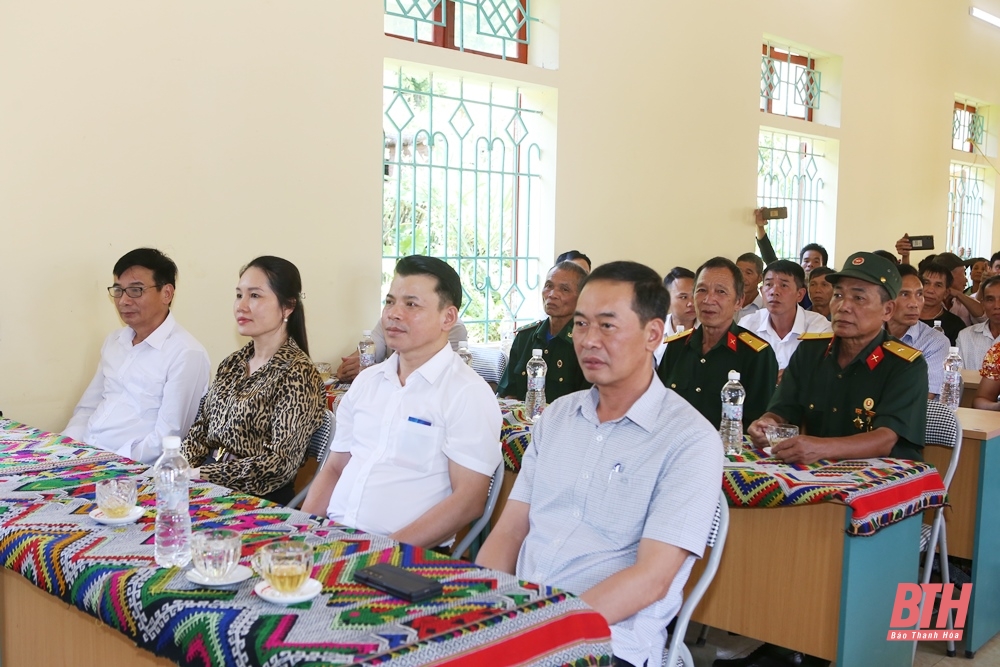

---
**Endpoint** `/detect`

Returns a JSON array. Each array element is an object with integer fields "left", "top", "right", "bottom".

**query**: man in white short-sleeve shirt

[
  {"left": 64, "top": 248, "right": 210, "bottom": 464},
  {"left": 478, "top": 261, "right": 723, "bottom": 667},
  {"left": 303, "top": 256, "right": 501, "bottom": 548},
  {"left": 738, "top": 260, "right": 832, "bottom": 370}
]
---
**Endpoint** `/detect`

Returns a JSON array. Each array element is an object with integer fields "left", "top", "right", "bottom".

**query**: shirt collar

[
  {"left": 976, "top": 321, "right": 1000, "bottom": 339},
  {"left": 578, "top": 373, "right": 665, "bottom": 433},
  {"left": 829, "top": 329, "right": 888, "bottom": 369},
  {"left": 902, "top": 322, "right": 921, "bottom": 345},
  {"left": 535, "top": 317, "right": 574, "bottom": 343},
  {"left": 118, "top": 312, "right": 176, "bottom": 350},
  {"left": 380, "top": 342, "right": 454, "bottom": 387},
  {"left": 689, "top": 322, "right": 739, "bottom": 354}
]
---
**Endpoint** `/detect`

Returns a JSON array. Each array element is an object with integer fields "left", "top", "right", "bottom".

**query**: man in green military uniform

[
  {"left": 748, "top": 251, "right": 928, "bottom": 463},
  {"left": 497, "top": 261, "right": 590, "bottom": 402},
  {"left": 658, "top": 257, "right": 778, "bottom": 430}
]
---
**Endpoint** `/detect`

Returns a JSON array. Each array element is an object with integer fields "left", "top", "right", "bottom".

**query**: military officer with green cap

[
  {"left": 657, "top": 257, "right": 778, "bottom": 430},
  {"left": 748, "top": 251, "right": 928, "bottom": 463},
  {"left": 497, "top": 261, "right": 591, "bottom": 402}
]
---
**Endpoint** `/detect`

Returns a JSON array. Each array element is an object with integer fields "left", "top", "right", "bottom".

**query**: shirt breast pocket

[
  {"left": 124, "top": 371, "right": 166, "bottom": 416},
  {"left": 585, "top": 469, "right": 647, "bottom": 542},
  {"left": 391, "top": 421, "right": 446, "bottom": 473}
]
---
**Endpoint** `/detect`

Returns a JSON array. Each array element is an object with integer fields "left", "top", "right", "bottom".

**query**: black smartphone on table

[{"left": 353, "top": 563, "right": 444, "bottom": 602}]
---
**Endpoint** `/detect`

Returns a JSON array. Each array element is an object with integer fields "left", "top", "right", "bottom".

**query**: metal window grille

[
  {"left": 760, "top": 44, "right": 821, "bottom": 121},
  {"left": 757, "top": 130, "right": 826, "bottom": 260},
  {"left": 383, "top": 66, "right": 544, "bottom": 342},
  {"left": 952, "top": 102, "right": 986, "bottom": 153},
  {"left": 947, "top": 163, "right": 987, "bottom": 257},
  {"left": 384, "top": 0, "right": 534, "bottom": 62}
]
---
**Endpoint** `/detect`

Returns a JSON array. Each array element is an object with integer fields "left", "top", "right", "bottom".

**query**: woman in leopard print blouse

[{"left": 181, "top": 256, "right": 324, "bottom": 505}]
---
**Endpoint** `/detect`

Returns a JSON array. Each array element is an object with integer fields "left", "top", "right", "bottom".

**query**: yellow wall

[{"left": 3, "top": 0, "right": 1000, "bottom": 430}]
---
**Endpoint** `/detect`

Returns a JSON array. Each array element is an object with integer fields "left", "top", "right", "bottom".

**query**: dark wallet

[{"left": 353, "top": 563, "right": 444, "bottom": 602}]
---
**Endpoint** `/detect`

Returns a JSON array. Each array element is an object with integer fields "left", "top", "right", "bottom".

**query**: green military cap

[{"left": 826, "top": 251, "right": 902, "bottom": 299}]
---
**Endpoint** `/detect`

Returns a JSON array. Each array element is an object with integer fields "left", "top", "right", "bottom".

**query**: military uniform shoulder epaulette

[
  {"left": 515, "top": 320, "right": 544, "bottom": 333},
  {"left": 663, "top": 329, "right": 694, "bottom": 344},
  {"left": 883, "top": 339, "right": 922, "bottom": 362},
  {"left": 798, "top": 332, "right": 835, "bottom": 341},
  {"left": 737, "top": 331, "right": 770, "bottom": 352}
]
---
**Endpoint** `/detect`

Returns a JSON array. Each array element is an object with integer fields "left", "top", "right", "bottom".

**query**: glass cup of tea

[
  {"left": 315, "top": 362, "right": 333, "bottom": 383},
  {"left": 252, "top": 541, "right": 314, "bottom": 594},
  {"left": 95, "top": 478, "right": 138, "bottom": 518},
  {"left": 764, "top": 424, "right": 800, "bottom": 455},
  {"left": 191, "top": 529, "right": 242, "bottom": 581}
]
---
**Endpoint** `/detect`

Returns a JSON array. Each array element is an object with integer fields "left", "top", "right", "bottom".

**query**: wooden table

[
  {"left": 961, "top": 369, "right": 981, "bottom": 407},
  {"left": 923, "top": 407, "right": 1000, "bottom": 657}
]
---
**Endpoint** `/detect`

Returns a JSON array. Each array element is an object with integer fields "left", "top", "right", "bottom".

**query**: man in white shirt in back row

[
  {"left": 738, "top": 260, "right": 832, "bottom": 370},
  {"left": 302, "top": 255, "right": 501, "bottom": 548},
  {"left": 64, "top": 248, "right": 210, "bottom": 464},
  {"left": 958, "top": 275, "right": 1000, "bottom": 371}
]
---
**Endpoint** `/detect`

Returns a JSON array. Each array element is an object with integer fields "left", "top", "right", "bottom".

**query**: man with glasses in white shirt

[{"left": 64, "top": 248, "right": 210, "bottom": 463}]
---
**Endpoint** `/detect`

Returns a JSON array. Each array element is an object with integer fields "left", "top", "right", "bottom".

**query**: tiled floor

[{"left": 685, "top": 625, "right": 1000, "bottom": 666}]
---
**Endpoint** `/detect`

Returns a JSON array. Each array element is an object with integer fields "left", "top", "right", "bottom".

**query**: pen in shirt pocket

[
  {"left": 607, "top": 462, "right": 623, "bottom": 483},
  {"left": 407, "top": 416, "right": 433, "bottom": 426}
]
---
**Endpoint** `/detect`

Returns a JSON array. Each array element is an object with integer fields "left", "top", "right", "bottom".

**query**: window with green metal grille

[
  {"left": 947, "top": 163, "right": 987, "bottom": 257},
  {"left": 757, "top": 130, "right": 826, "bottom": 260},
  {"left": 953, "top": 101, "right": 986, "bottom": 154},
  {"left": 385, "top": 0, "right": 534, "bottom": 63},
  {"left": 383, "top": 66, "right": 544, "bottom": 342},
  {"left": 760, "top": 44, "right": 821, "bottom": 121}
]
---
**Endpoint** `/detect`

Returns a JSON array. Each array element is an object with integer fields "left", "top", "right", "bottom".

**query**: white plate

[
  {"left": 89, "top": 505, "right": 145, "bottom": 526},
  {"left": 254, "top": 578, "right": 322, "bottom": 605},
  {"left": 186, "top": 564, "right": 253, "bottom": 587}
]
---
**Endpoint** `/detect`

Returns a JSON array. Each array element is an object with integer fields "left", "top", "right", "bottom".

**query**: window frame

[
  {"left": 760, "top": 45, "right": 817, "bottom": 122},
  {"left": 385, "top": 1, "right": 529, "bottom": 64}
]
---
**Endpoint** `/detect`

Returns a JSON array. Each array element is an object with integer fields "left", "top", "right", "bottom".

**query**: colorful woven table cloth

[
  {"left": 0, "top": 419, "right": 612, "bottom": 666},
  {"left": 499, "top": 399, "right": 532, "bottom": 473},
  {"left": 724, "top": 449, "right": 947, "bottom": 536},
  {"left": 325, "top": 383, "right": 352, "bottom": 413}
]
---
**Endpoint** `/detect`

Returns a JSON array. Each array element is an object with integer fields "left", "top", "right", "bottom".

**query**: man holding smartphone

[{"left": 478, "top": 261, "right": 722, "bottom": 667}]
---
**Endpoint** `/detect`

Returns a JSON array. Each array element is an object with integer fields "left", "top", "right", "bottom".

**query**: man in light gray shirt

[
  {"left": 957, "top": 275, "right": 1000, "bottom": 371},
  {"left": 478, "top": 261, "right": 723, "bottom": 667}
]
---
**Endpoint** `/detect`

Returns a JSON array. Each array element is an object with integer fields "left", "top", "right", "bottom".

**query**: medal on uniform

[{"left": 853, "top": 409, "right": 865, "bottom": 431}]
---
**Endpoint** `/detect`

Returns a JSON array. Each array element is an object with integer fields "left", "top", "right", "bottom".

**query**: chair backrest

[
  {"left": 924, "top": 400, "right": 962, "bottom": 491},
  {"left": 664, "top": 489, "right": 730, "bottom": 667},
  {"left": 304, "top": 410, "right": 335, "bottom": 463},
  {"left": 451, "top": 462, "right": 505, "bottom": 559},
  {"left": 470, "top": 346, "right": 508, "bottom": 385}
]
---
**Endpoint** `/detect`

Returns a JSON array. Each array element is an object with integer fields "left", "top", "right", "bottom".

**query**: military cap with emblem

[{"left": 825, "top": 251, "right": 902, "bottom": 299}]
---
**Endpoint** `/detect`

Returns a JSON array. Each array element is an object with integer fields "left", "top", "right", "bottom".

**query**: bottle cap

[
  {"left": 728, "top": 370, "right": 741, "bottom": 381},
  {"left": 162, "top": 436, "right": 182, "bottom": 450},
  {"left": 934, "top": 320, "right": 942, "bottom": 327},
  {"left": 363, "top": 330, "right": 372, "bottom": 336},
  {"left": 950, "top": 346, "right": 959, "bottom": 355},
  {"left": 532, "top": 348, "right": 543, "bottom": 356}
]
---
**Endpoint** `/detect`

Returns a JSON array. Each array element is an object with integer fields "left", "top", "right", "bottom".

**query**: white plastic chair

[
  {"left": 288, "top": 409, "right": 336, "bottom": 509},
  {"left": 664, "top": 489, "right": 730, "bottom": 667},
  {"left": 915, "top": 400, "right": 962, "bottom": 658},
  {"left": 469, "top": 345, "right": 508, "bottom": 391},
  {"left": 451, "top": 462, "right": 505, "bottom": 560}
]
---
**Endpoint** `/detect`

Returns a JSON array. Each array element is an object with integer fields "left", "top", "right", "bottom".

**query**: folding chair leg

[
  {"left": 937, "top": 532, "right": 957, "bottom": 658},
  {"left": 696, "top": 623, "right": 709, "bottom": 646}
]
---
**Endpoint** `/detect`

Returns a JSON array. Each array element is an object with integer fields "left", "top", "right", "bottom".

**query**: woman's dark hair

[
  {"left": 241, "top": 256, "right": 309, "bottom": 355},
  {"left": 556, "top": 250, "right": 592, "bottom": 271},
  {"left": 581, "top": 261, "right": 668, "bottom": 326}
]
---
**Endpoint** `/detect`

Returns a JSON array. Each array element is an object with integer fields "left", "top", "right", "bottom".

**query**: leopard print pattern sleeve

[{"left": 181, "top": 338, "right": 324, "bottom": 497}]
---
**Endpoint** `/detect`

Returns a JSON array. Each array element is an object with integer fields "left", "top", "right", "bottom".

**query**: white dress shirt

[
  {"left": 957, "top": 321, "right": 1000, "bottom": 371},
  {"left": 64, "top": 313, "right": 210, "bottom": 463},
  {"left": 899, "top": 322, "right": 950, "bottom": 395},
  {"left": 737, "top": 292, "right": 765, "bottom": 323},
  {"left": 738, "top": 305, "right": 832, "bottom": 370},
  {"left": 326, "top": 343, "right": 502, "bottom": 539}
]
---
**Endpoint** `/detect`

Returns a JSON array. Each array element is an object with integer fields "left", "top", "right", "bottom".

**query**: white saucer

[
  {"left": 89, "top": 505, "right": 145, "bottom": 526},
  {"left": 762, "top": 447, "right": 773, "bottom": 456},
  {"left": 254, "top": 578, "right": 322, "bottom": 605},
  {"left": 186, "top": 564, "right": 253, "bottom": 587}
]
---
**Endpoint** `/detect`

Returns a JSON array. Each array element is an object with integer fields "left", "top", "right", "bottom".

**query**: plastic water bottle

[
  {"left": 933, "top": 320, "right": 944, "bottom": 336},
  {"left": 525, "top": 349, "right": 547, "bottom": 422},
  {"left": 457, "top": 340, "right": 473, "bottom": 366},
  {"left": 499, "top": 317, "right": 516, "bottom": 357},
  {"left": 153, "top": 436, "right": 192, "bottom": 568},
  {"left": 942, "top": 347, "right": 964, "bottom": 411},
  {"left": 358, "top": 330, "right": 376, "bottom": 370},
  {"left": 720, "top": 370, "right": 745, "bottom": 456}
]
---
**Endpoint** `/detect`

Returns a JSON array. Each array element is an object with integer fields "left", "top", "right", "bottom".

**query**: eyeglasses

[{"left": 107, "top": 284, "right": 160, "bottom": 299}]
